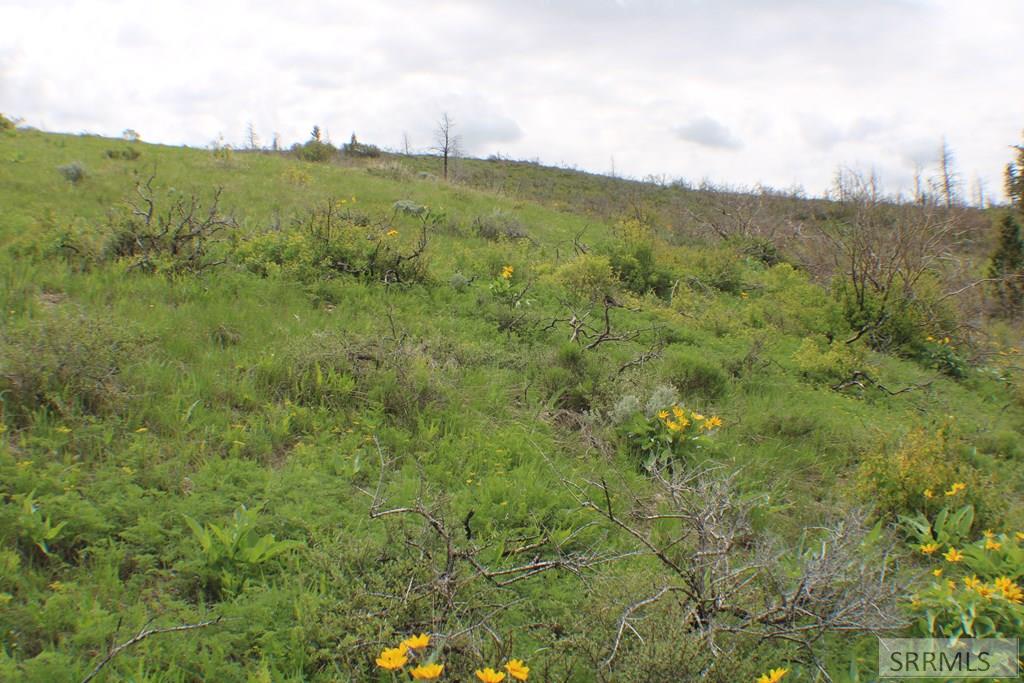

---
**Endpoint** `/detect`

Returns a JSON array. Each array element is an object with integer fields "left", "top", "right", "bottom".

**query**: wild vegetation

[{"left": 1, "top": 121, "right": 1023, "bottom": 681}]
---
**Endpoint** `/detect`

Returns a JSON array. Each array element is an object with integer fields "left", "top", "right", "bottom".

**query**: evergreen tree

[
  {"left": 1006, "top": 131, "right": 1024, "bottom": 207},
  {"left": 989, "top": 212, "right": 1024, "bottom": 317}
]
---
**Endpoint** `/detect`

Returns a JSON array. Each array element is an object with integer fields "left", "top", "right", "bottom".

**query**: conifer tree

[{"left": 989, "top": 212, "right": 1024, "bottom": 317}]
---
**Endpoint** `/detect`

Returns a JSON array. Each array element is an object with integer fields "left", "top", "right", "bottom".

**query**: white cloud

[{"left": 2, "top": 0, "right": 1022, "bottom": 198}]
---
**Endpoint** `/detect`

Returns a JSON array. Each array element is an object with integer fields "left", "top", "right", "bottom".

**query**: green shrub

[
  {"left": 555, "top": 254, "right": 618, "bottom": 303},
  {"left": 856, "top": 424, "right": 994, "bottom": 523},
  {"left": 0, "top": 113, "right": 14, "bottom": 131},
  {"left": 342, "top": 134, "right": 380, "bottom": 158},
  {"left": 0, "top": 310, "right": 144, "bottom": 424},
  {"left": 56, "top": 162, "right": 86, "bottom": 184},
  {"left": 254, "top": 332, "right": 357, "bottom": 408},
  {"left": 694, "top": 249, "right": 743, "bottom": 293},
  {"left": 235, "top": 200, "right": 435, "bottom": 284},
  {"left": 791, "top": 335, "right": 863, "bottom": 383},
  {"left": 609, "top": 242, "right": 673, "bottom": 298},
  {"left": 293, "top": 139, "right": 337, "bottom": 163},
  {"left": 471, "top": 210, "right": 532, "bottom": 242},
  {"left": 660, "top": 347, "right": 728, "bottom": 400},
  {"left": 103, "top": 147, "right": 140, "bottom": 161}
]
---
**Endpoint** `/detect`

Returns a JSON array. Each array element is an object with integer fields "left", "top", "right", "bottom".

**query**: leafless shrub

[
  {"left": 108, "top": 173, "right": 237, "bottom": 274},
  {"left": 565, "top": 467, "right": 904, "bottom": 680}
]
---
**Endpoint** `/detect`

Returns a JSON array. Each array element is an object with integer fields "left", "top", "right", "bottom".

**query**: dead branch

[{"left": 81, "top": 615, "right": 221, "bottom": 683}]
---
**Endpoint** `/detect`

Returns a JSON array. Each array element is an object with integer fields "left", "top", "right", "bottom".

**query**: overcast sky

[{"left": 3, "top": 0, "right": 1022, "bottom": 200}]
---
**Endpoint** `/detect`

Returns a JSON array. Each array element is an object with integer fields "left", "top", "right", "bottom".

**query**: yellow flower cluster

[
  {"left": 500, "top": 265, "right": 514, "bottom": 280},
  {"left": 476, "top": 659, "right": 529, "bottom": 681},
  {"left": 374, "top": 635, "right": 528, "bottom": 681},
  {"left": 375, "top": 634, "right": 443, "bottom": 679},
  {"left": 943, "top": 481, "right": 966, "bottom": 496},
  {"left": 956, "top": 575, "right": 1023, "bottom": 603},
  {"left": 657, "top": 405, "right": 722, "bottom": 434},
  {"left": 756, "top": 667, "right": 789, "bottom": 683}
]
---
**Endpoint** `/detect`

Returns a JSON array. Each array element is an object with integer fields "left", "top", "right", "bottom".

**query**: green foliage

[
  {"left": 989, "top": 212, "right": 1024, "bottom": 318},
  {"left": 1006, "top": 133, "right": 1024, "bottom": 207},
  {"left": 900, "top": 504, "right": 975, "bottom": 549},
  {"left": 618, "top": 402, "right": 721, "bottom": 470},
  {"left": 0, "top": 310, "right": 144, "bottom": 423},
  {"left": 694, "top": 249, "right": 744, "bottom": 293},
  {"left": 472, "top": 209, "right": 529, "bottom": 242},
  {"left": 856, "top": 424, "right": 995, "bottom": 524},
  {"left": 0, "top": 112, "right": 14, "bottom": 131},
  {"left": 555, "top": 254, "right": 617, "bottom": 303},
  {"left": 184, "top": 505, "right": 303, "bottom": 598},
  {"left": 0, "top": 128, "right": 1022, "bottom": 681},
  {"left": 660, "top": 347, "right": 729, "bottom": 400},
  {"left": 293, "top": 139, "right": 337, "bottom": 163},
  {"left": 6, "top": 490, "right": 68, "bottom": 559},
  {"left": 792, "top": 335, "right": 863, "bottom": 383},
  {"left": 341, "top": 133, "right": 380, "bottom": 158},
  {"left": 57, "top": 161, "right": 86, "bottom": 184},
  {"left": 235, "top": 200, "right": 436, "bottom": 284},
  {"left": 103, "top": 146, "right": 141, "bottom": 161}
]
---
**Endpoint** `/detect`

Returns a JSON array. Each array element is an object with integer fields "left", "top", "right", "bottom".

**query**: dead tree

[{"left": 433, "top": 113, "right": 460, "bottom": 181}]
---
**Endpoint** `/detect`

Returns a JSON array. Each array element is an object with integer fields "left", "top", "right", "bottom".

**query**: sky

[{"left": 3, "top": 0, "right": 1022, "bottom": 201}]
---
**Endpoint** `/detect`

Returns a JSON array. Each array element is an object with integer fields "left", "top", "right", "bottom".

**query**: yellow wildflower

[
  {"left": 375, "top": 646, "right": 408, "bottom": 671},
  {"left": 703, "top": 416, "right": 723, "bottom": 430},
  {"left": 740, "top": 291, "right": 749, "bottom": 299},
  {"left": 976, "top": 584, "right": 995, "bottom": 599},
  {"left": 756, "top": 667, "right": 789, "bottom": 683},
  {"left": 386, "top": 229, "right": 399, "bottom": 237},
  {"left": 994, "top": 577, "right": 1023, "bottom": 603},
  {"left": 402, "top": 633, "right": 430, "bottom": 651},
  {"left": 947, "top": 580, "right": 957, "bottom": 591},
  {"left": 672, "top": 405, "right": 685, "bottom": 418},
  {"left": 657, "top": 410, "right": 669, "bottom": 420},
  {"left": 505, "top": 659, "right": 529, "bottom": 681},
  {"left": 55, "top": 426, "right": 72, "bottom": 434},
  {"left": 932, "top": 568, "right": 943, "bottom": 577},
  {"left": 943, "top": 547, "right": 963, "bottom": 562},
  {"left": 985, "top": 538, "right": 1002, "bottom": 551},
  {"left": 944, "top": 482, "right": 966, "bottom": 496},
  {"left": 919, "top": 543, "right": 940, "bottom": 555},
  {"left": 476, "top": 668, "right": 506, "bottom": 683},
  {"left": 666, "top": 420, "right": 682, "bottom": 432},
  {"left": 963, "top": 575, "right": 982, "bottom": 590},
  {"left": 500, "top": 265, "right": 514, "bottom": 280},
  {"left": 411, "top": 663, "right": 445, "bottom": 680},
  {"left": 691, "top": 412, "right": 705, "bottom": 422},
  {"left": 983, "top": 529, "right": 995, "bottom": 539},
  {"left": 923, "top": 489, "right": 934, "bottom": 499}
]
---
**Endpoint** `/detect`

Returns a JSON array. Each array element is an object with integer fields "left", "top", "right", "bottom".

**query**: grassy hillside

[{"left": 1, "top": 129, "right": 1022, "bottom": 682}]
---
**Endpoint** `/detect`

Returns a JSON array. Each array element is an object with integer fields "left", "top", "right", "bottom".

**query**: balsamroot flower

[
  {"left": 476, "top": 667, "right": 506, "bottom": 683},
  {"left": 410, "top": 663, "right": 444, "bottom": 680},
  {"left": 500, "top": 265, "right": 514, "bottom": 280},
  {"left": 943, "top": 547, "right": 963, "bottom": 562},
  {"left": 376, "top": 646, "right": 408, "bottom": 671},
  {"left": 919, "top": 543, "right": 940, "bottom": 555},
  {"left": 995, "top": 577, "right": 1023, "bottom": 603},
  {"left": 985, "top": 538, "right": 1002, "bottom": 551},
  {"left": 402, "top": 633, "right": 431, "bottom": 651},
  {"left": 756, "top": 667, "right": 789, "bottom": 683},
  {"left": 702, "top": 416, "right": 723, "bottom": 430},
  {"left": 944, "top": 482, "right": 966, "bottom": 496},
  {"left": 504, "top": 659, "right": 529, "bottom": 681}
]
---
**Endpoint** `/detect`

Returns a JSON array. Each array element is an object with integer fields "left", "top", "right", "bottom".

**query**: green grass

[{"left": 1, "top": 129, "right": 1022, "bottom": 681}]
